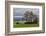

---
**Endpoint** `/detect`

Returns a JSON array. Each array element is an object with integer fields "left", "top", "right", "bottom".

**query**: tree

[
  {"left": 33, "top": 17, "right": 39, "bottom": 24},
  {"left": 24, "top": 11, "right": 37, "bottom": 22},
  {"left": 24, "top": 11, "right": 29, "bottom": 21},
  {"left": 29, "top": 11, "right": 34, "bottom": 22}
]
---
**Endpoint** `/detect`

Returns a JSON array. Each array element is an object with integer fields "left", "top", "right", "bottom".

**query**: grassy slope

[{"left": 13, "top": 21, "right": 39, "bottom": 28}]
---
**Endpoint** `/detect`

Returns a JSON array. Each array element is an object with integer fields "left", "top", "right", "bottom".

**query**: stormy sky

[{"left": 13, "top": 8, "right": 39, "bottom": 16}]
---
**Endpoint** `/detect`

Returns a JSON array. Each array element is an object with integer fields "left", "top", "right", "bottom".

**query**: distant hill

[
  {"left": 13, "top": 15, "right": 39, "bottom": 21},
  {"left": 13, "top": 16, "right": 25, "bottom": 21}
]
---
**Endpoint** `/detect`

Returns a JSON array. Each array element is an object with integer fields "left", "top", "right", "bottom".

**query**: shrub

[
  {"left": 24, "top": 21, "right": 32, "bottom": 24},
  {"left": 24, "top": 21, "right": 38, "bottom": 24},
  {"left": 16, "top": 22, "right": 19, "bottom": 24}
]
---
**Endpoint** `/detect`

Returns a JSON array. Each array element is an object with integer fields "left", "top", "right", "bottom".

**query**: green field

[{"left": 13, "top": 21, "right": 39, "bottom": 28}]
